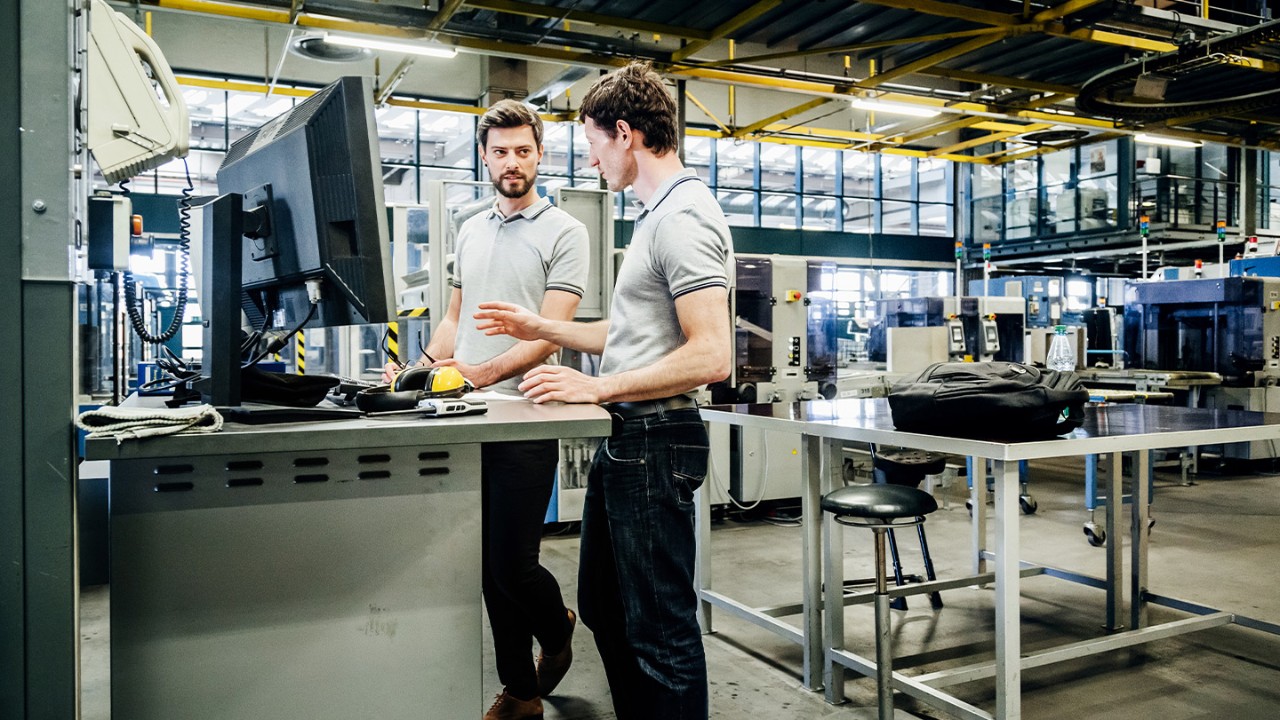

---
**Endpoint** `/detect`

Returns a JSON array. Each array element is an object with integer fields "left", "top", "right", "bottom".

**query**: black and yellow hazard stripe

[
  {"left": 386, "top": 321, "right": 400, "bottom": 364},
  {"left": 295, "top": 333, "right": 305, "bottom": 375}
]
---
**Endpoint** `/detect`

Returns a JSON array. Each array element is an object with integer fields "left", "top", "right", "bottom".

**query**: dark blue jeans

[
  {"left": 578, "top": 407, "right": 709, "bottom": 720},
  {"left": 481, "top": 439, "right": 573, "bottom": 700}
]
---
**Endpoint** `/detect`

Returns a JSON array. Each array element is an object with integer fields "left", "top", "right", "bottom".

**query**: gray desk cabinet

[{"left": 87, "top": 400, "right": 609, "bottom": 720}]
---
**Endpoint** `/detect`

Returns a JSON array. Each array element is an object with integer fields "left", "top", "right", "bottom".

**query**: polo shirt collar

[
  {"left": 635, "top": 168, "right": 698, "bottom": 223},
  {"left": 488, "top": 195, "right": 552, "bottom": 223}
]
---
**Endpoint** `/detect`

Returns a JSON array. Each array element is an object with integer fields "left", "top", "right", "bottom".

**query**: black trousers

[{"left": 481, "top": 439, "right": 573, "bottom": 699}]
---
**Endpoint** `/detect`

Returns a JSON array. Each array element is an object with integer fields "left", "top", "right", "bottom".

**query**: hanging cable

[{"left": 122, "top": 157, "right": 195, "bottom": 344}]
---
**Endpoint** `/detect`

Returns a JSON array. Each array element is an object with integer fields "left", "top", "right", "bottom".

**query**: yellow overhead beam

[
  {"left": 698, "top": 27, "right": 1009, "bottom": 67},
  {"left": 732, "top": 97, "right": 834, "bottom": 138},
  {"left": 683, "top": 90, "right": 731, "bottom": 135},
  {"left": 427, "top": 0, "right": 468, "bottom": 33},
  {"left": 463, "top": 0, "right": 713, "bottom": 40},
  {"left": 855, "top": 0, "right": 1017, "bottom": 27},
  {"left": 861, "top": 34, "right": 1007, "bottom": 88},
  {"left": 670, "top": 0, "right": 783, "bottom": 62},
  {"left": 923, "top": 68, "right": 1079, "bottom": 96},
  {"left": 1030, "top": 0, "right": 1106, "bottom": 23},
  {"left": 929, "top": 123, "right": 1053, "bottom": 156}
]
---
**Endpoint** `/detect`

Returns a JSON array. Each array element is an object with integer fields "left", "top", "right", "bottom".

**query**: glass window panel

[
  {"left": 801, "top": 147, "right": 838, "bottom": 195},
  {"left": 189, "top": 115, "right": 227, "bottom": 152},
  {"left": 716, "top": 138, "right": 755, "bottom": 189},
  {"left": 881, "top": 200, "right": 913, "bottom": 235},
  {"left": 971, "top": 163, "right": 1002, "bottom": 199},
  {"left": 972, "top": 196, "right": 1003, "bottom": 243},
  {"left": 684, "top": 135, "right": 712, "bottom": 184},
  {"left": 801, "top": 195, "right": 839, "bottom": 231},
  {"left": 538, "top": 176, "right": 572, "bottom": 196},
  {"left": 881, "top": 155, "right": 913, "bottom": 201},
  {"left": 1045, "top": 184, "right": 1075, "bottom": 233},
  {"left": 1008, "top": 158, "right": 1037, "bottom": 191},
  {"left": 918, "top": 202, "right": 952, "bottom": 237},
  {"left": 716, "top": 190, "right": 756, "bottom": 227},
  {"left": 1268, "top": 193, "right": 1279, "bottom": 230},
  {"left": 1201, "top": 144, "right": 1230, "bottom": 180},
  {"left": 843, "top": 152, "right": 875, "bottom": 197},
  {"left": 1078, "top": 177, "right": 1118, "bottom": 230},
  {"left": 760, "top": 192, "right": 797, "bottom": 228},
  {"left": 572, "top": 123, "right": 595, "bottom": 181},
  {"left": 842, "top": 198, "right": 875, "bottom": 234},
  {"left": 758, "top": 143, "right": 797, "bottom": 192},
  {"left": 420, "top": 168, "right": 480, "bottom": 207},
  {"left": 1080, "top": 140, "right": 1118, "bottom": 180},
  {"left": 917, "top": 158, "right": 952, "bottom": 204},
  {"left": 381, "top": 164, "right": 418, "bottom": 204},
  {"left": 1042, "top": 149, "right": 1073, "bottom": 186},
  {"left": 376, "top": 106, "right": 417, "bottom": 165},
  {"left": 1005, "top": 189, "right": 1039, "bottom": 238},
  {"left": 1164, "top": 146, "right": 1198, "bottom": 177},
  {"left": 540, "top": 121, "right": 572, "bottom": 178},
  {"left": 419, "top": 110, "right": 475, "bottom": 169}
]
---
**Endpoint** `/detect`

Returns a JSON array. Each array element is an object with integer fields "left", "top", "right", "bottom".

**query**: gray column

[{"left": 1, "top": 1, "right": 80, "bottom": 718}]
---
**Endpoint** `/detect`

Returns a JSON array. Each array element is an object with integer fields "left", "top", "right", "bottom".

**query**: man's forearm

[
  {"left": 424, "top": 317, "right": 457, "bottom": 360},
  {"left": 594, "top": 336, "right": 730, "bottom": 402},
  {"left": 539, "top": 318, "right": 609, "bottom": 355},
  {"left": 476, "top": 339, "right": 562, "bottom": 387}
]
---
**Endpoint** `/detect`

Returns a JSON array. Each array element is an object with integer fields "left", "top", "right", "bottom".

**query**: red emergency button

[
  {"left": 785, "top": 290, "right": 802, "bottom": 302},
  {"left": 131, "top": 214, "right": 143, "bottom": 236}
]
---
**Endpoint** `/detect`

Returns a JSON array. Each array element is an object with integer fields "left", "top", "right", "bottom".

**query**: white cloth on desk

[{"left": 76, "top": 403, "right": 223, "bottom": 444}]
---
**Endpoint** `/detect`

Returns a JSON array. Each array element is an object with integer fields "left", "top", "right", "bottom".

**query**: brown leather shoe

[
  {"left": 535, "top": 608, "right": 576, "bottom": 697},
  {"left": 483, "top": 690, "right": 543, "bottom": 720}
]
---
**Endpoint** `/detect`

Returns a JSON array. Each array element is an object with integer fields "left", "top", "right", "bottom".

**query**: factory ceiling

[{"left": 132, "top": 1, "right": 1280, "bottom": 163}]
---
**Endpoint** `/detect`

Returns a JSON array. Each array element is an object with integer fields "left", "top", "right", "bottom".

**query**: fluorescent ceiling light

[
  {"left": 1134, "top": 133, "right": 1201, "bottom": 148},
  {"left": 849, "top": 98, "right": 940, "bottom": 118},
  {"left": 326, "top": 34, "right": 458, "bottom": 59}
]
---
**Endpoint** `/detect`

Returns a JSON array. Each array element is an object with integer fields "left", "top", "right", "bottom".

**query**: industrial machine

[
  {"left": 1124, "top": 276, "right": 1280, "bottom": 459},
  {"left": 706, "top": 256, "right": 839, "bottom": 506},
  {"left": 867, "top": 296, "right": 1026, "bottom": 365},
  {"left": 970, "top": 275, "right": 1089, "bottom": 328}
]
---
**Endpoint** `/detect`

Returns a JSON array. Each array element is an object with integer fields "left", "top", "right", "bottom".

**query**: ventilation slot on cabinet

[
  {"left": 226, "top": 460, "right": 264, "bottom": 472},
  {"left": 418, "top": 451, "right": 450, "bottom": 461},
  {"left": 153, "top": 481, "right": 194, "bottom": 493},
  {"left": 359, "top": 470, "right": 392, "bottom": 481},
  {"left": 153, "top": 464, "right": 194, "bottom": 476},
  {"left": 294, "top": 474, "right": 329, "bottom": 484},
  {"left": 358, "top": 454, "right": 392, "bottom": 464},
  {"left": 293, "top": 457, "right": 329, "bottom": 468},
  {"left": 419, "top": 467, "right": 449, "bottom": 477},
  {"left": 227, "top": 477, "right": 264, "bottom": 488}
]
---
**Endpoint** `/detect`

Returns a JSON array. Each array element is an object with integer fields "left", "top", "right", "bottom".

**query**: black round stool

[
  {"left": 873, "top": 448, "right": 947, "bottom": 611},
  {"left": 821, "top": 483, "right": 938, "bottom": 718}
]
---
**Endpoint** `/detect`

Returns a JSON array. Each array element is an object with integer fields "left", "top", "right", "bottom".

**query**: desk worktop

[
  {"left": 85, "top": 398, "right": 611, "bottom": 461},
  {"left": 701, "top": 398, "right": 1280, "bottom": 462}
]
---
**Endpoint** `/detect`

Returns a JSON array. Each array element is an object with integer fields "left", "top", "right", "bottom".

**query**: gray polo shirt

[
  {"left": 599, "top": 169, "right": 734, "bottom": 394},
  {"left": 452, "top": 196, "right": 589, "bottom": 394}
]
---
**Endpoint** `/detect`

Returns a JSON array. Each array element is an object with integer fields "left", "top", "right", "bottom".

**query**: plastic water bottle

[{"left": 1046, "top": 325, "right": 1076, "bottom": 372}]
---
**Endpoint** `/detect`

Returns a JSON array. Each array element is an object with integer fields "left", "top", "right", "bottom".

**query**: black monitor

[{"left": 198, "top": 76, "right": 394, "bottom": 406}]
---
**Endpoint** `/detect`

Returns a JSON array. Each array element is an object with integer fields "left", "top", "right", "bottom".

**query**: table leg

[
  {"left": 970, "top": 457, "right": 987, "bottom": 577},
  {"left": 822, "top": 477, "right": 845, "bottom": 703},
  {"left": 1104, "top": 452, "right": 1124, "bottom": 631},
  {"left": 993, "top": 459, "right": 1022, "bottom": 719},
  {"left": 800, "top": 433, "right": 825, "bottom": 691},
  {"left": 1130, "top": 449, "right": 1151, "bottom": 630}
]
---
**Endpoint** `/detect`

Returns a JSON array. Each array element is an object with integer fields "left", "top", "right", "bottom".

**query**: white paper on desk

[{"left": 466, "top": 390, "right": 528, "bottom": 402}]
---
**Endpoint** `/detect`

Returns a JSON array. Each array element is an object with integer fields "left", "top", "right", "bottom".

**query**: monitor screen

[{"left": 216, "top": 75, "right": 394, "bottom": 331}]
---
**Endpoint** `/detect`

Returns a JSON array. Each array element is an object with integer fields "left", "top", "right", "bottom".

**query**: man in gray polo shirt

[
  {"left": 475, "top": 63, "right": 733, "bottom": 720},
  {"left": 392, "top": 99, "right": 588, "bottom": 720}
]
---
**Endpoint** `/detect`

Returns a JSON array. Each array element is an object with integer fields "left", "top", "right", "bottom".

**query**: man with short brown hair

[{"left": 475, "top": 63, "right": 734, "bottom": 720}]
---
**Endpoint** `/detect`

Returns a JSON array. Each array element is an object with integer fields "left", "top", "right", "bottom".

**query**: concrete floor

[{"left": 81, "top": 456, "right": 1280, "bottom": 718}]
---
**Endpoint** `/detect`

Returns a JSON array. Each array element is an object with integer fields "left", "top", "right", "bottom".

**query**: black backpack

[{"left": 887, "top": 361, "right": 1090, "bottom": 440}]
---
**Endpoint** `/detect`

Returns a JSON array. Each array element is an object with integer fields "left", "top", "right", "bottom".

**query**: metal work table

[
  {"left": 86, "top": 399, "right": 610, "bottom": 720},
  {"left": 697, "top": 399, "right": 1280, "bottom": 720}
]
